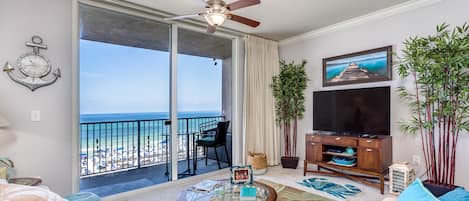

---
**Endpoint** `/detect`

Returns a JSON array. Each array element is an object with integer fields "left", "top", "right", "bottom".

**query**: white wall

[
  {"left": 279, "top": 0, "right": 469, "bottom": 188},
  {"left": 0, "top": 0, "right": 73, "bottom": 196}
]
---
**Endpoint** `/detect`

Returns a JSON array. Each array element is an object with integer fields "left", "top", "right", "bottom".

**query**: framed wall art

[{"left": 323, "top": 46, "right": 392, "bottom": 87}]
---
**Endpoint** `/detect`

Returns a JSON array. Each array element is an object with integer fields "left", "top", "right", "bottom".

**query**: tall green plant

[
  {"left": 397, "top": 23, "right": 468, "bottom": 185},
  {"left": 272, "top": 60, "right": 308, "bottom": 157}
]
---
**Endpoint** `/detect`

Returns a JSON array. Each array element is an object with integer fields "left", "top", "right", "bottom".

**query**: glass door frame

[
  {"left": 169, "top": 24, "right": 178, "bottom": 181},
  {"left": 72, "top": 0, "right": 242, "bottom": 194}
]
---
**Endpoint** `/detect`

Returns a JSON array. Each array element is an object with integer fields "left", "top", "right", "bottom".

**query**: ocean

[
  {"left": 80, "top": 111, "right": 221, "bottom": 123},
  {"left": 79, "top": 111, "right": 223, "bottom": 154},
  {"left": 326, "top": 56, "right": 388, "bottom": 80}
]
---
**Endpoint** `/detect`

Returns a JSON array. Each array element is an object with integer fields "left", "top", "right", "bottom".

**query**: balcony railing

[{"left": 79, "top": 116, "right": 224, "bottom": 177}]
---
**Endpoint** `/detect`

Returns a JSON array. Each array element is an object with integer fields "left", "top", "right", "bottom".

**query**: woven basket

[{"left": 247, "top": 152, "right": 268, "bottom": 175}]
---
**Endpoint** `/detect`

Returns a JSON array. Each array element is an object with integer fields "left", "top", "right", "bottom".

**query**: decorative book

[
  {"left": 8, "top": 177, "right": 42, "bottom": 186},
  {"left": 240, "top": 186, "right": 257, "bottom": 201},
  {"left": 192, "top": 180, "right": 221, "bottom": 192}
]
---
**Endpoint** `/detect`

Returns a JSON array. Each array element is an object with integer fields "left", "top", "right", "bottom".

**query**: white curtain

[{"left": 243, "top": 35, "right": 280, "bottom": 166}]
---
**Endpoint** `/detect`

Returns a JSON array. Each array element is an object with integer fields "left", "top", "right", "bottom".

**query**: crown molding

[{"left": 279, "top": 0, "right": 443, "bottom": 46}]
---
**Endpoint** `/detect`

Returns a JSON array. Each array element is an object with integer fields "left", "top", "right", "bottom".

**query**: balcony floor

[{"left": 80, "top": 158, "right": 229, "bottom": 197}]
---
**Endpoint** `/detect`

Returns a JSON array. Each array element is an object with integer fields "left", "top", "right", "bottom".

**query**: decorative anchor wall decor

[{"left": 3, "top": 36, "right": 61, "bottom": 91}]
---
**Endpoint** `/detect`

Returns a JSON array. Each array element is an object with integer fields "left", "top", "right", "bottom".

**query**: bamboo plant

[
  {"left": 272, "top": 60, "right": 308, "bottom": 157},
  {"left": 397, "top": 23, "right": 468, "bottom": 185}
]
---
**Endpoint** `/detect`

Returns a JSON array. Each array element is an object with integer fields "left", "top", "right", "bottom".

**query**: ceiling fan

[{"left": 164, "top": 0, "right": 261, "bottom": 33}]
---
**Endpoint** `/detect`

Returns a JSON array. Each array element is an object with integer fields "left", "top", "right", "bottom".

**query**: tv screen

[{"left": 313, "top": 86, "right": 390, "bottom": 135}]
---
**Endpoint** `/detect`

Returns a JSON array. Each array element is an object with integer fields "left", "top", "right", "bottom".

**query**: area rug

[
  {"left": 256, "top": 178, "right": 336, "bottom": 201},
  {"left": 297, "top": 177, "right": 362, "bottom": 199}
]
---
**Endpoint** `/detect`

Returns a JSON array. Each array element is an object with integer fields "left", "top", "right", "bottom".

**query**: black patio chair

[{"left": 195, "top": 121, "right": 231, "bottom": 169}]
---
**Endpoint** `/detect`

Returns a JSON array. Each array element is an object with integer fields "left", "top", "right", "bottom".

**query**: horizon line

[{"left": 80, "top": 110, "right": 222, "bottom": 115}]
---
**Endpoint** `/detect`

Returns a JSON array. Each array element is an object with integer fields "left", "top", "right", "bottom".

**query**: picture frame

[
  {"left": 323, "top": 46, "right": 392, "bottom": 87},
  {"left": 230, "top": 165, "right": 253, "bottom": 185}
]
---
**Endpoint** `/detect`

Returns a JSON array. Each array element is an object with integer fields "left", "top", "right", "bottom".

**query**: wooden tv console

[{"left": 303, "top": 133, "right": 392, "bottom": 194}]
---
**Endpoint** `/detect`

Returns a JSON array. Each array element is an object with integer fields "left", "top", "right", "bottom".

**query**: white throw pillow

[
  {"left": 0, "top": 184, "right": 66, "bottom": 201},
  {"left": 383, "top": 197, "right": 398, "bottom": 201}
]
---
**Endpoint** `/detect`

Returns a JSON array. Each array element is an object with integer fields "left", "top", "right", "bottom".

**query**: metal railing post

[
  {"left": 186, "top": 119, "right": 190, "bottom": 172},
  {"left": 137, "top": 121, "right": 141, "bottom": 168}
]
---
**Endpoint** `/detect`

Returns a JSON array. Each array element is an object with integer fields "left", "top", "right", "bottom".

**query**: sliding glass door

[
  {"left": 176, "top": 28, "right": 233, "bottom": 178},
  {"left": 79, "top": 4, "right": 173, "bottom": 196},
  {"left": 78, "top": 3, "right": 236, "bottom": 197}
]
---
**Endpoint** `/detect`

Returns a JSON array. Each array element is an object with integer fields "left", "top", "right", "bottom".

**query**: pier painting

[{"left": 323, "top": 46, "right": 392, "bottom": 86}]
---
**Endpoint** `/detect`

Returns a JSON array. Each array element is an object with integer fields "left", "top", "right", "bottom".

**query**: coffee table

[{"left": 178, "top": 180, "right": 277, "bottom": 201}]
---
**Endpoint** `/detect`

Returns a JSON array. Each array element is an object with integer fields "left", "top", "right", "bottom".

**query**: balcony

[{"left": 79, "top": 116, "right": 231, "bottom": 197}]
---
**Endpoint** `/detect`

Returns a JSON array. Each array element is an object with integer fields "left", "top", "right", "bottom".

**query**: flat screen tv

[{"left": 313, "top": 86, "right": 390, "bottom": 135}]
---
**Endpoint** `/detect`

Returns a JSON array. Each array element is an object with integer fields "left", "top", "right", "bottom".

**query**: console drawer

[
  {"left": 359, "top": 139, "right": 381, "bottom": 149},
  {"left": 321, "top": 136, "right": 357, "bottom": 147},
  {"left": 306, "top": 135, "right": 321, "bottom": 142}
]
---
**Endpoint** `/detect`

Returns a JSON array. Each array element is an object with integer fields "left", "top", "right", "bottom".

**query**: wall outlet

[
  {"left": 31, "top": 110, "right": 41, "bottom": 122},
  {"left": 412, "top": 155, "right": 421, "bottom": 166}
]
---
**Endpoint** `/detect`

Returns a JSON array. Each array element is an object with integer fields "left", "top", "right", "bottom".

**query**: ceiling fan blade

[
  {"left": 164, "top": 13, "right": 202, "bottom": 20},
  {"left": 227, "top": 14, "right": 260, "bottom": 27},
  {"left": 226, "top": 0, "right": 260, "bottom": 11},
  {"left": 207, "top": 25, "right": 216, "bottom": 33}
]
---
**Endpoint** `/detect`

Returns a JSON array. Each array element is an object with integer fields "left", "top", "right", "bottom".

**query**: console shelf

[
  {"left": 322, "top": 151, "right": 357, "bottom": 158},
  {"left": 326, "top": 161, "right": 356, "bottom": 167},
  {"left": 304, "top": 133, "right": 392, "bottom": 194}
]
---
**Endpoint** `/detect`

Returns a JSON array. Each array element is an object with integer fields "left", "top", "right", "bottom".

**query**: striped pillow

[{"left": 0, "top": 168, "right": 6, "bottom": 180}]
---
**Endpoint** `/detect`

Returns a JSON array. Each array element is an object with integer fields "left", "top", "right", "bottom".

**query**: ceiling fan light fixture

[
  {"left": 204, "top": 12, "right": 226, "bottom": 26},
  {"left": 163, "top": 0, "right": 261, "bottom": 32}
]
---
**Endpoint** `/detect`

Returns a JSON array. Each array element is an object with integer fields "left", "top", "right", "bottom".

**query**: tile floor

[{"left": 81, "top": 159, "right": 229, "bottom": 197}]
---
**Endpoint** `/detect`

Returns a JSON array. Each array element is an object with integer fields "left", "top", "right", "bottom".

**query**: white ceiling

[{"left": 126, "top": 0, "right": 412, "bottom": 40}]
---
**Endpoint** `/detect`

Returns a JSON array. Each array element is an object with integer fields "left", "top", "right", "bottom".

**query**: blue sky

[{"left": 80, "top": 40, "right": 222, "bottom": 114}]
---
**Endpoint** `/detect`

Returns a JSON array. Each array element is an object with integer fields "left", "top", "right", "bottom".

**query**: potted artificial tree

[
  {"left": 397, "top": 23, "right": 468, "bottom": 196},
  {"left": 272, "top": 60, "right": 308, "bottom": 169}
]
